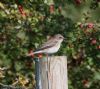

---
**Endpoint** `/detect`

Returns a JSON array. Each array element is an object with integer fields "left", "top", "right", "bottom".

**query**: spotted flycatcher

[{"left": 28, "top": 34, "right": 64, "bottom": 56}]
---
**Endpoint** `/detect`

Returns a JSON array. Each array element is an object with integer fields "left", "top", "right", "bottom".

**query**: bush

[{"left": 0, "top": 0, "right": 100, "bottom": 88}]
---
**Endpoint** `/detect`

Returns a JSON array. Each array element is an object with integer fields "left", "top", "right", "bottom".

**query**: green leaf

[{"left": 94, "top": 72, "right": 100, "bottom": 80}]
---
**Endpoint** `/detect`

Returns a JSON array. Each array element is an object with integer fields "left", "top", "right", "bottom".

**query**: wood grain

[{"left": 39, "top": 56, "right": 68, "bottom": 89}]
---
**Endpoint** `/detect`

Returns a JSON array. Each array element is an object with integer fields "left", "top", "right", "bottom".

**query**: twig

[
  {"left": 0, "top": 2, "right": 10, "bottom": 15},
  {"left": 0, "top": 83, "right": 24, "bottom": 89},
  {"left": 0, "top": 67, "right": 9, "bottom": 71}
]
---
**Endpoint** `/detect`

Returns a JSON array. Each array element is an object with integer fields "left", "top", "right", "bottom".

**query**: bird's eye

[{"left": 59, "top": 37, "right": 63, "bottom": 39}]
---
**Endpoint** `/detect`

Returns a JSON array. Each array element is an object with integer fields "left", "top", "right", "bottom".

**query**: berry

[
  {"left": 18, "top": 5, "right": 23, "bottom": 13},
  {"left": 91, "top": 39, "right": 97, "bottom": 45},
  {"left": 75, "top": 0, "right": 82, "bottom": 5},
  {"left": 18, "top": 5, "right": 27, "bottom": 17},
  {"left": 38, "top": 53, "right": 43, "bottom": 59},
  {"left": 82, "top": 79, "right": 90, "bottom": 88},
  {"left": 88, "top": 23, "right": 94, "bottom": 28},
  {"left": 82, "top": 79, "right": 88, "bottom": 85},
  {"left": 97, "top": 45, "right": 100, "bottom": 50},
  {"left": 50, "top": 4, "right": 54, "bottom": 14},
  {"left": 80, "top": 24, "right": 83, "bottom": 28}
]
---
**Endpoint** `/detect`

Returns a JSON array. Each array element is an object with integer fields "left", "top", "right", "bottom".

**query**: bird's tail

[
  {"left": 27, "top": 52, "right": 34, "bottom": 56},
  {"left": 27, "top": 50, "right": 43, "bottom": 57}
]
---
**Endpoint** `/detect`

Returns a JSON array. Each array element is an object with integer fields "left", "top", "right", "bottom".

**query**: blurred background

[{"left": 0, "top": 0, "right": 100, "bottom": 89}]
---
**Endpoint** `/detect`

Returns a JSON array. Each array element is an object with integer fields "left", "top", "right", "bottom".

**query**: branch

[
  {"left": 0, "top": 2, "right": 10, "bottom": 15},
  {"left": 0, "top": 83, "right": 23, "bottom": 89},
  {"left": 0, "top": 67, "right": 9, "bottom": 71}
]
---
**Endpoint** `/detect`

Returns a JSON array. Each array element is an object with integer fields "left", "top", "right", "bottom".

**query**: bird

[
  {"left": 27, "top": 34, "right": 64, "bottom": 56},
  {"left": 27, "top": 34, "right": 64, "bottom": 89}
]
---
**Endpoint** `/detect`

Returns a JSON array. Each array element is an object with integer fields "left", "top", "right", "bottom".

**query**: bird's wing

[
  {"left": 35, "top": 38, "right": 58, "bottom": 51},
  {"left": 42, "top": 38, "right": 57, "bottom": 47}
]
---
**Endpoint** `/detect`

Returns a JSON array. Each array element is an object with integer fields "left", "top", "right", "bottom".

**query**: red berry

[
  {"left": 18, "top": 5, "right": 23, "bottom": 9},
  {"left": 88, "top": 23, "right": 94, "bottom": 28},
  {"left": 75, "top": 0, "right": 82, "bottom": 5},
  {"left": 97, "top": 45, "right": 100, "bottom": 50},
  {"left": 82, "top": 79, "right": 88, "bottom": 85},
  {"left": 18, "top": 5, "right": 23, "bottom": 12},
  {"left": 50, "top": 4, "right": 54, "bottom": 14},
  {"left": 91, "top": 39, "right": 97, "bottom": 45},
  {"left": 38, "top": 53, "right": 43, "bottom": 59},
  {"left": 18, "top": 5, "right": 27, "bottom": 17},
  {"left": 80, "top": 24, "right": 83, "bottom": 28},
  {"left": 82, "top": 79, "right": 89, "bottom": 88}
]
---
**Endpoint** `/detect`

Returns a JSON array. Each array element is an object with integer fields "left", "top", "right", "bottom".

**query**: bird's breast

[{"left": 44, "top": 44, "right": 61, "bottom": 54}]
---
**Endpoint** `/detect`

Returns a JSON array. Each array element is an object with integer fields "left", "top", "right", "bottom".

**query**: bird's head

[{"left": 54, "top": 34, "right": 64, "bottom": 42}]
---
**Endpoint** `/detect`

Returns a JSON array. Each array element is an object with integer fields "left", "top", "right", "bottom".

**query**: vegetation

[{"left": 0, "top": 0, "right": 100, "bottom": 89}]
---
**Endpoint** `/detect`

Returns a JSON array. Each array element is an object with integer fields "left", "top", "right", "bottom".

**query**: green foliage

[{"left": 0, "top": 0, "right": 100, "bottom": 88}]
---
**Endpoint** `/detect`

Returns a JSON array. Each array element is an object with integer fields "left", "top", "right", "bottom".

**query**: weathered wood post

[{"left": 35, "top": 56, "right": 68, "bottom": 89}]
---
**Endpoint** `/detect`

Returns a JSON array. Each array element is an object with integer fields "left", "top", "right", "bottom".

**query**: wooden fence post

[{"left": 37, "top": 56, "right": 68, "bottom": 89}]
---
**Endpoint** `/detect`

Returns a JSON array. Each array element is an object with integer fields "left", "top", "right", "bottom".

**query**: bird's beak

[{"left": 63, "top": 38, "right": 67, "bottom": 42}]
